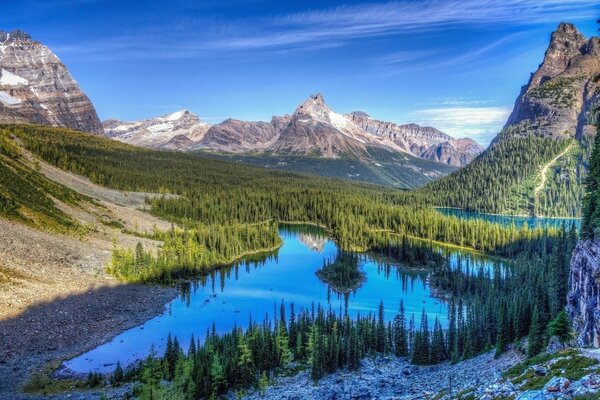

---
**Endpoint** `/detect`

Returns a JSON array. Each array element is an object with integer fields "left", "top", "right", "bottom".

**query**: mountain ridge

[{"left": 425, "top": 22, "right": 600, "bottom": 217}]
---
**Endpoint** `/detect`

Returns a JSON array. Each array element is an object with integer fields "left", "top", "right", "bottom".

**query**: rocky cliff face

[
  {"left": 196, "top": 116, "right": 288, "bottom": 152},
  {"left": 500, "top": 23, "right": 600, "bottom": 142},
  {"left": 349, "top": 112, "right": 483, "bottom": 166},
  {"left": 567, "top": 239, "right": 600, "bottom": 347},
  {"left": 104, "top": 110, "right": 211, "bottom": 150},
  {"left": 0, "top": 30, "right": 103, "bottom": 134},
  {"left": 267, "top": 94, "right": 372, "bottom": 158}
]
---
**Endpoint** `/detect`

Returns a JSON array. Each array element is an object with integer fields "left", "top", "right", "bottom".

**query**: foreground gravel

[{"left": 231, "top": 350, "right": 523, "bottom": 400}]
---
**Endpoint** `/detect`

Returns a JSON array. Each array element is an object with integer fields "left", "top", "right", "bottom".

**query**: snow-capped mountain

[
  {"left": 106, "top": 94, "right": 483, "bottom": 167},
  {"left": 0, "top": 30, "right": 103, "bottom": 134},
  {"left": 103, "top": 110, "right": 211, "bottom": 149},
  {"left": 266, "top": 94, "right": 483, "bottom": 165}
]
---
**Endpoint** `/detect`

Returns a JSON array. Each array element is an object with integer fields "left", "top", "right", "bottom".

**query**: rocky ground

[
  {"left": 0, "top": 155, "right": 178, "bottom": 399},
  {"left": 231, "top": 350, "right": 523, "bottom": 400}
]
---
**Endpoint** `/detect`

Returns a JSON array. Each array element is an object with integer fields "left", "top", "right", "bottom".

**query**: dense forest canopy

[{"left": 0, "top": 123, "right": 585, "bottom": 397}]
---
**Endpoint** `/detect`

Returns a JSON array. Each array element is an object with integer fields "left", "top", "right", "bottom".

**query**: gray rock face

[
  {"left": 227, "top": 350, "right": 522, "bottom": 400},
  {"left": 103, "top": 110, "right": 210, "bottom": 150},
  {"left": 110, "top": 93, "right": 481, "bottom": 168},
  {"left": 349, "top": 112, "right": 483, "bottom": 166},
  {"left": 0, "top": 30, "right": 103, "bottom": 134},
  {"left": 500, "top": 23, "right": 600, "bottom": 142},
  {"left": 197, "top": 116, "right": 288, "bottom": 153},
  {"left": 567, "top": 239, "right": 600, "bottom": 347}
]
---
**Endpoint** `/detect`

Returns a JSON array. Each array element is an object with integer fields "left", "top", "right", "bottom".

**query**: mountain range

[
  {"left": 105, "top": 93, "right": 483, "bottom": 168},
  {"left": 0, "top": 28, "right": 485, "bottom": 188}
]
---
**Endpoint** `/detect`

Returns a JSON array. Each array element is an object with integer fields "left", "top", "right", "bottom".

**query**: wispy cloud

[
  {"left": 50, "top": 0, "right": 598, "bottom": 60},
  {"left": 411, "top": 106, "right": 512, "bottom": 144}
]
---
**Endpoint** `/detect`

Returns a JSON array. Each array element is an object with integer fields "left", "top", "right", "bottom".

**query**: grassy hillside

[
  {"left": 3, "top": 124, "right": 558, "bottom": 259},
  {"left": 421, "top": 132, "right": 586, "bottom": 218},
  {"left": 194, "top": 145, "right": 456, "bottom": 189},
  {"left": 0, "top": 129, "right": 83, "bottom": 232}
]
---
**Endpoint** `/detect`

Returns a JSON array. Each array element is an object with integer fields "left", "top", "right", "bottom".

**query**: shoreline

[{"left": 434, "top": 206, "right": 582, "bottom": 221}]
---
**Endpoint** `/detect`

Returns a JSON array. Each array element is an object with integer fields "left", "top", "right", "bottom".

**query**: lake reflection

[{"left": 65, "top": 224, "right": 489, "bottom": 374}]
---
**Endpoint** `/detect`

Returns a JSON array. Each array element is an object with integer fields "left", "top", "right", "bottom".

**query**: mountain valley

[{"left": 0, "top": 11, "right": 599, "bottom": 400}]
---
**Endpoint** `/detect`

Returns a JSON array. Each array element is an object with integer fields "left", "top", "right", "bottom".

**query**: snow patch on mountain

[
  {"left": 0, "top": 69, "right": 28, "bottom": 85},
  {"left": 0, "top": 90, "right": 21, "bottom": 105}
]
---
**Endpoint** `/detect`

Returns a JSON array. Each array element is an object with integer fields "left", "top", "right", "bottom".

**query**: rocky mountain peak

[
  {"left": 0, "top": 30, "right": 33, "bottom": 43},
  {"left": 0, "top": 29, "right": 104, "bottom": 134},
  {"left": 500, "top": 22, "right": 599, "bottom": 141},
  {"left": 531, "top": 23, "right": 587, "bottom": 87},
  {"left": 294, "top": 93, "right": 331, "bottom": 120}
]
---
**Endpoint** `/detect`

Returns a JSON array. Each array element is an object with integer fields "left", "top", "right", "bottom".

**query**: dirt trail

[{"left": 533, "top": 143, "right": 574, "bottom": 210}]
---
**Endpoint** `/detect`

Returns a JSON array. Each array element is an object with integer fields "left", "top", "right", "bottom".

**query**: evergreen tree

[
  {"left": 393, "top": 301, "right": 408, "bottom": 357},
  {"left": 528, "top": 306, "right": 545, "bottom": 358},
  {"left": 547, "top": 311, "right": 572, "bottom": 345},
  {"left": 583, "top": 113, "right": 600, "bottom": 239}
]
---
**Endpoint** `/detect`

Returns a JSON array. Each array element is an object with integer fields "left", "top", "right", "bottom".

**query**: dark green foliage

[
  {"left": 195, "top": 146, "right": 457, "bottom": 189},
  {"left": 315, "top": 251, "right": 365, "bottom": 293},
  {"left": 547, "top": 311, "right": 572, "bottom": 345},
  {"left": 422, "top": 135, "right": 579, "bottom": 217},
  {"left": 128, "top": 301, "right": 456, "bottom": 399},
  {"left": 7, "top": 124, "right": 568, "bottom": 285},
  {"left": 431, "top": 225, "right": 576, "bottom": 361},
  {"left": 528, "top": 307, "right": 545, "bottom": 358},
  {"left": 110, "top": 362, "right": 124, "bottom": 386},
  {"left": 0, "top": 128, "right": 84, "bottom": 232},
  {"left": 86, "top": 372, "right": 103, "bottom": 388},
  {"left": 108, "top": 222, "right": 282, "bottom": 283},
  {"left": 582, "top": 117, "right": 600, "bottom": 238}
]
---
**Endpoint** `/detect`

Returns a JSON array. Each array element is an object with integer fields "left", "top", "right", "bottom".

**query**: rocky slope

[
  {"left": 349, "top": 112, "right": 483, "bottom": 166},
  {"left": 499, "top": 23, "right": 599, "bottom": 142},
  {"left": 0, "top": 30, "right": 103, "bottom": 134},
  {"left": 226, "top": 350, "right": 522, "bottom": 400},
  {"left": 106, "top": 94, "right": 481, "bottom": 167},
  {"left": 196, "top": 116, "right": 288, "bottom": 152},
  {"left": 567, "top": 239, "right": 600, "bottom": 347},
  {"left": 103, "top": 110, "right": 210, "bottom": 149}
]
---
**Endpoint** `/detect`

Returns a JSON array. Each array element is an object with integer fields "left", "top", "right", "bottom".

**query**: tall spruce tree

[{"left": 582, "top": 106, "right": 600, "bottom": 239}]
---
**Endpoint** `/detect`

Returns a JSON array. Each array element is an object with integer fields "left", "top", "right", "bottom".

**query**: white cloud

[
  {"left": 52, "top": 0, "right": 598, "bottom": 60},
  {"left": 411, "top": 106, "right": 512, "bottom": 144}
]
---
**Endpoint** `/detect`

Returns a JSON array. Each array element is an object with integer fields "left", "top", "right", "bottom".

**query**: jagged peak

[
  {"left": 0, "top": 30, "right": 33, "bottom": 43},
  {"left": 294, "top": 93, "right": 331, "bottom": 119},
  {"left": 551, "top": 23, "right": 586, "bottom": 46},
  {"left": 349, "top": 111, "right": 370, "bottom": 118}
]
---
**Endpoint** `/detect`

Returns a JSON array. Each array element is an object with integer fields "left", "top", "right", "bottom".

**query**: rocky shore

[{"left": 230, "top": 350, "right": 523, "bottom": 400}]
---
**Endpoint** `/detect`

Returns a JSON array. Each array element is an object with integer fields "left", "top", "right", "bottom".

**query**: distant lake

[
  {"left": 64, "top": 224, "right": 501, "bottom": 374},
  {"left": 436, "top": 207, "right": 581, "bottom": 230}
]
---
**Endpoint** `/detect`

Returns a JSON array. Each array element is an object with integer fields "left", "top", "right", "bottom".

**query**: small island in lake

[{"left": 315, "top": 251, "right": 366, "bottom": 294}]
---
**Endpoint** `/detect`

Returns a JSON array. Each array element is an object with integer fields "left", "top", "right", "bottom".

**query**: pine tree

[
  {"left": 583, "top": 112, "right": 600, "bottom": 239},
  {"left": 547, "top": 311, "right": 572, "bottom": 345},
  {"left": 495, "top": 303, "right": 509, "bottom": 358},
  {"left": 237, "top": 334, "right": 255, "bottom": 386},
  {"left": 430, "top": 317, "right": 446, "bottom": 364},
  {"left": 276, "top": 322, "right": 293, "bottom": 367},
  {"left": 376, "top": 301, "right": 386, "bottom": 353},
  {"left": 393, "top": 301, "right": 408, "bottom": 357},
  {"left": 209, "top": 352, "right": 226, "bottom": 397},
  {"left": 528, "top": 306, "right": 545, "bottom": 357}
]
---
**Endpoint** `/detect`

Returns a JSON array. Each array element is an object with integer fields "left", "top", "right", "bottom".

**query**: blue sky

[{"left": 2, "top": 0, "right": 598, "bottom": 144}]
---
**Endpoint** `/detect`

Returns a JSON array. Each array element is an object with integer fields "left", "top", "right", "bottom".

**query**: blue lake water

[
  {"left": 436, "top": 207, "right": 581, "bottom": 229},
  {"left": 65, "top": 225, "right": 500, "bottom": 374}
]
